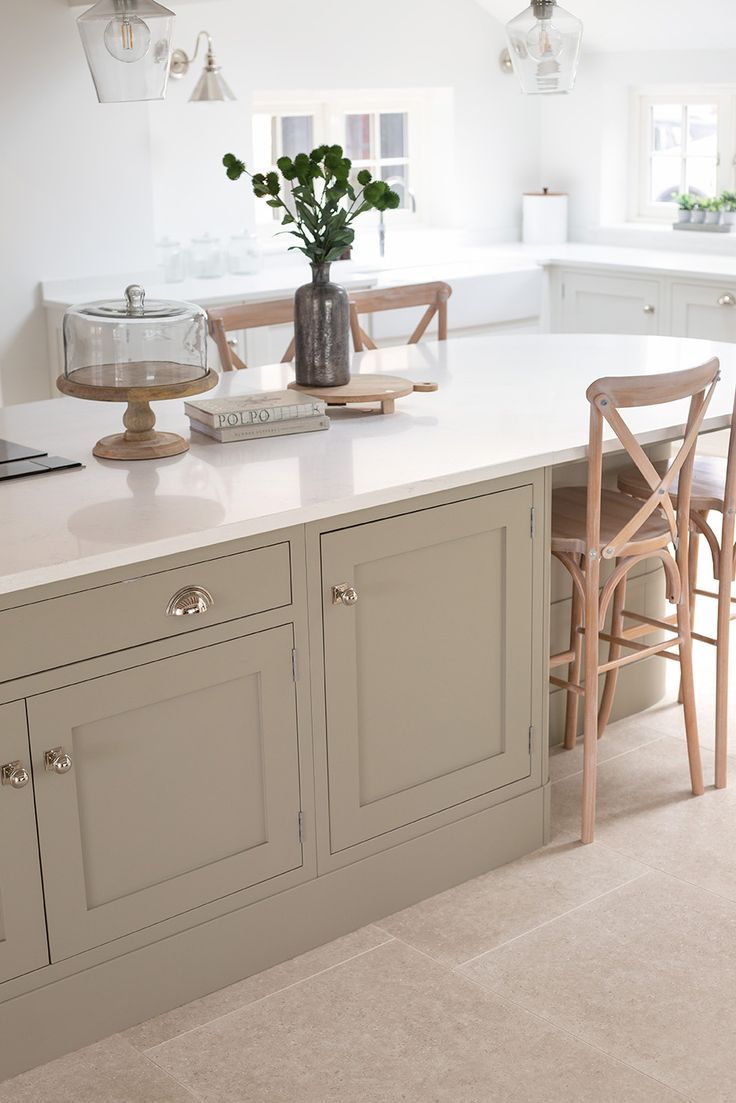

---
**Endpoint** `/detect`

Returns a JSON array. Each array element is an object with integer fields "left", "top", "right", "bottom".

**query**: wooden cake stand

[
  {"left": 288, "top": 374, "right": 438, "bottom": 415},
  {"left": 57, "top": 368, "right": 219, "bottom": 461}
]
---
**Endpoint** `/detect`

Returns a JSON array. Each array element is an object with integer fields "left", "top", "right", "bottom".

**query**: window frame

[{"left": 631, "top": 85, "right": 736, "bottom": 222}]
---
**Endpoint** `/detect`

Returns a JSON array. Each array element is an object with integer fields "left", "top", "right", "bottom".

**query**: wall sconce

[
  {"left": 169, "top": 31, "right": 236, "bottom": 101},
  {"left": 77, "top": 0, "right": 175, "bottom": 104}
]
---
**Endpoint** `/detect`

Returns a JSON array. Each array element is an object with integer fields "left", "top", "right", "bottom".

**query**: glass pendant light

[
  {"left": 77, "top": 0, "right": 175, "bottom": 104},
  {"left": 505, "top": 0, "right": 583, "bottom": 95},
  {"left": 169, "top": 32, "right": 236, "bottom": 102}
]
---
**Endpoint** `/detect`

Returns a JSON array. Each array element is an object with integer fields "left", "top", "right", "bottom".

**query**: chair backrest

[
  {"left": 585, "top": 358, "right": 721, "bottom": 562},
  {"left": 208, "top": 299, "right": 297, "bottom": 371},
  {"left": 348, "top": 281, "right": 452, "bottom": 353},
  {"left": 208, "top": 280, "right": 453, "bottom": 371}
]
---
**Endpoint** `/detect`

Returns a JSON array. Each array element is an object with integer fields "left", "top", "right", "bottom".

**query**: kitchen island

[{"left": 0, "top": 334, "right": 734, "bottom": 1079}]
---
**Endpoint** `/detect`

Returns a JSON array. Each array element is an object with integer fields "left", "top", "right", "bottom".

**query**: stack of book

[{"left": 185, "top": 391, "right": 330, "bottom": 443}]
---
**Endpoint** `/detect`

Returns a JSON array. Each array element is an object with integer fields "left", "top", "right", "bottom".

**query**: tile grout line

[
  {"left": 550, "top": 733, "right": 670, "bottom": 785},
  {"left": 454, "top": 870, "right": 652, "bottom": 968},
  {"left": 455, "top": 966, "right": 697, "bottom": 1103},
  {"left": 593, "top": 836, "right": 736, "bottom": 908},
  {"left": 140, "top": 935, "right": 397, "bottom": 1056}
]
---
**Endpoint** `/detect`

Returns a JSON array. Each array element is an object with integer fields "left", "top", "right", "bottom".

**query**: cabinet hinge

[
  {"left": 528, "top": 725, "right": 535, "bottom": 755},
  {"left": 291, "top": 648, "right": 298, "bottom": 682},
  {"left": 530, "top": 506, "right": 537, "bottom": 539},
  {"left": 298, "top": 811, "right": 305, "bottom": 844}
]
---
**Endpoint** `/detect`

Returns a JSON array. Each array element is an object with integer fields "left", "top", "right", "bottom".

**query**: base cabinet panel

[
  {"left": 321, "top": 488, "right": 535, "bottom": 852},
  {"left": 671, "top": 282, "right": 736, "bottom": 342},
  {"left": 559, "top": 272, "right": 660, "bottom": 335},
  {"left": 27, "top": 627, "right": 303, "bottom": 961},
  {"left": 0, "top": 702, "right": 48, "bottom": 983}
]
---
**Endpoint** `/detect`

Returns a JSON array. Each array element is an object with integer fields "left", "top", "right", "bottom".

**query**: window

[
  {"left": 634, "top": 88, "right": 736, "bottom": 220},
  {"left": 251, "top": 91, "right": 423, "bottom": 227}
]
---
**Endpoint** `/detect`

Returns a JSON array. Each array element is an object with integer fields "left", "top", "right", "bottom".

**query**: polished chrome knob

[
  {"left": 332, "top": 584, "right": 358, "bottom": 607},
  {"left": 44, "top": 747, "right": 73, "bottom": 775},
  {"left": 166, "top": 585, "right": 214, "bottom": 617},
  {"left": 718, "top": 293, "right": 736, "bottom": 307},
  {"left": 1, "top": 760, "right": 30, "bottom": 789},
  {"left": 643, "top": 304, "right": 655, "bottom": 314}
]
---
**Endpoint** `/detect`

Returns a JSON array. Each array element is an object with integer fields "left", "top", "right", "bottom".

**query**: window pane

[
  {"left": 380, "top": 113, "right": 407, "bottom": 160},
  {"left": 652, "top": 104, "right": 683, "bottom": 155},
  {"left": 345, "top": 114, "right": 371, "bottom": 161},
  {"left": 686, "top": 157, "right": 717, "bottom": 198},
  {"left": 687, "top": 104, "right": 718, "bottom": 157},
  {"left": 281, "top": 116, "right": 313, "bottom": 159},
  {"left": 381, "top": 163, "right": 410, "bottom": 208},
  {"left": 650, "top": 156, "right": 680, "bottom": 204}
]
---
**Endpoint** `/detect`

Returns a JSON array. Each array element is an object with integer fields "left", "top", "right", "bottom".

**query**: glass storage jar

[
  {"left": 190, "top": 233, "right": 225, "bottom": 279},
  {"left": 63, "top": 283, "right": 208, "bottom": 389},
  {"left": 156, "top": 237, "right": 186, "bottom": 283},
  {"left": 228, "top": 230, "right": 262, "bottom": 275}
]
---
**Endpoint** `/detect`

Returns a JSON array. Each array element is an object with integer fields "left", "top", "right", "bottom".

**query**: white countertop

[
  {"left": 1, "top": 333, "right": 734, "bottom": 598},
  {"left": 511, "top": 242, "right": 736, "bottom": 281}
]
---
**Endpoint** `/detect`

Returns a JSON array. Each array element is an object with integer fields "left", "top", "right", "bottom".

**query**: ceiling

[{"left": 477, "top": 0, "right": 736, "bottom": 52}]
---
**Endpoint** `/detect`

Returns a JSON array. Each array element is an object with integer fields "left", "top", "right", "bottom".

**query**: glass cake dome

[{"left": 63, "top": 284, "right": 208, "bottom": 389}]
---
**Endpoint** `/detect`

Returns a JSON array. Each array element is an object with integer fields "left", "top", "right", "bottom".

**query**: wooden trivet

[{"left": 288, "top": 374, "right": 438, "bottom": 415}]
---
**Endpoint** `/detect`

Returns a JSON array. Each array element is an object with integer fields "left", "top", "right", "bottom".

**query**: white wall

[
  {"left": 0, "top": 0, "right": 156, "bottom": 406},
  {"left": 539, "top": 49, "right": 736, "bottom": 240},
  {"left": 149, "top": 0, "right": 541, "bottom": 245}
]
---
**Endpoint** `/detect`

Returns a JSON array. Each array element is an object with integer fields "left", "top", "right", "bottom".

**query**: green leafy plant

[
  {"left": 222, "top": 146, "right": 401, "bottom": 267},
  {"left": 705, "top": 196, "right": 724, "bottom": 211},
  {"left": 721, "top": 191, "right": 736, "bottom": 212},
  {"left": 691, "top": 197, "right": 708, "bottom": 211},
  {"left": 675, "top": 193, "right": 695, "bottom": 211}
]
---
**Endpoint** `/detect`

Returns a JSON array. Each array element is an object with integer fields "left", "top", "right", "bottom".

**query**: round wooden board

[
  {"left": 93, "top": 431, "right": 188, "bottom": 461},
  {"left": 288, "top": 374, "right": 438, "bottom": 415}
]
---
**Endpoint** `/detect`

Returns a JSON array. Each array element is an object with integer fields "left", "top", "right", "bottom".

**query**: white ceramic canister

[{"left": 522, "top": 188, "right": 568, "bottom": 245}]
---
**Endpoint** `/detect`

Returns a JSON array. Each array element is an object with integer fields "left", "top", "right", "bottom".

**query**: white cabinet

[
  {"left": 558, "top": 271, "right": 660, "bottom": 336},
  {"left": 671, "top": 282, "right": 736, "bottom": 342}
]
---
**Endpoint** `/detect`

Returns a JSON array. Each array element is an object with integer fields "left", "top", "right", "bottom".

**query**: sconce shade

[
  {"left": 77, "top": 0, "right": 175, "bottom": 104},
  {"left": 170, "top": 33, "right": 237, "bottom": 102},
  {"left": 505, "top": 0, "right": 583, "bottom": 95},
  {"left": 190, "top": 66, "right": 236, "bottom": 102}
]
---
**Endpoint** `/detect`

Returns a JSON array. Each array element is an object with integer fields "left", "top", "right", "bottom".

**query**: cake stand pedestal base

[{"left": 93, "top": 399, "right": 188, "bottom": 460}]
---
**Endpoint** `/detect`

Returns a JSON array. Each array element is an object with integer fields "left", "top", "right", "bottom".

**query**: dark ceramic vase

[{"left": 294, "top": 263, "right": 350, "bottom": 387}]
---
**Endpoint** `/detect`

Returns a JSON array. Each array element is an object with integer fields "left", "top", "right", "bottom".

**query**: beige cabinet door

[
  {"left": 671, "top": 282, "right": 736, "bottom": 341},
  {"left": 560, "top": 272, "right": 660, "bottom": 335},
  {"left": 0, "top": 702, "right": 48, "bottom": 982},
  {"left": 321, "top": 488, "right": 534, "bottom": 853},
  {"left": 27, "top": 627, "right": 302, "bottom": 961}
]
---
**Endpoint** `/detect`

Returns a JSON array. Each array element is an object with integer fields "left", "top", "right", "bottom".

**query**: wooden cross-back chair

[
  {"left": 207, "top": 281, "right": 453, "bottom": 371},
  {"left": 617, "top": 383, "right": 736, "bottom": 790},
  {"left": 347, "top": 281, "right": 452, "bottom": 352},
  {"left": 549, "top": 357, "right": 721, "bottom": 843}
]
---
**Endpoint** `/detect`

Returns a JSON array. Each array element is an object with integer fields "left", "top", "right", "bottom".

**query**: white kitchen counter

[
  {"left": 493, "top": 241, "right": 736, "bottom": 281},
  {"left": 1, "top": 333, "right": 734, "bottom": 598}
]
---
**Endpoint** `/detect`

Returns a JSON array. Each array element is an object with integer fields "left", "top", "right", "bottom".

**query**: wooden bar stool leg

[
  {"left": 679, "top": 524, "right": 701, "bottom": 705},
  {"left": 677, "top": 589, "right": 705, "bottom": 797},
  {"left": 581, "top": 555, "right": 601, "bottom": 845},
  {"left": 715, "top": 524, "right": 735, "bottom": 789},
  {"left": 564, "top": 556, "right": 584, "bottom": 751},
  {"left": 598, "top": 566, "right": 627, "bottom": 739}
]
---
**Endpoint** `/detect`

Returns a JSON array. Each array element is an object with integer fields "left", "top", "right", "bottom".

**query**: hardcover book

[
  {"left": 185, "top": 390, "right": 326, "bottom": 429},
  {"left": 188, "top": 414, "right": 330, "bottom": 443}
]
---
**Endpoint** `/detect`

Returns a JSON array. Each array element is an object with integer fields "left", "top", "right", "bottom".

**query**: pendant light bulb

[
  {"left": 103, "top": 15, "right": 151, "bottom": 62},
  {"left": 526, "top": 18, "right": 563, "bottom": 61}
]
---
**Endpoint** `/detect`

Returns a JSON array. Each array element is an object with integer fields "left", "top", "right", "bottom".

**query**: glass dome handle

[{"left": 125, "top": 284, "right": 146, "bottom": 316}]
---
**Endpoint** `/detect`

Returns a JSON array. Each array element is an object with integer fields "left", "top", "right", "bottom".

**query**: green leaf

[{"left": 281, "top": 212, "right": 295, "bottom": 225}]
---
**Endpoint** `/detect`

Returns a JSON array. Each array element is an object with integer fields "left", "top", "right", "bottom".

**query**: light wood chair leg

[
  {"left": 598, "top": 567, "right": 627, "bottom": 739},
  {"left": 676, "top": 590, "right": 705, "bottom": 797},
  {"left": 715, "top": 525, "right": 735, "bottom": 789},
  {"left": 679, "top": 525, "right": 700, "bottom": 705},
  {"left": 581, "top": 556, "right": 601, "bottom": 845},
  {"left": 564, "top": 558, "right": 584, "bottom": 751}
]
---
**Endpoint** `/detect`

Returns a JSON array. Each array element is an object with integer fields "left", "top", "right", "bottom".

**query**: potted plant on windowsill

[
  {"left": 704, "top": 197, "right": 723, "bottom": 225},
  {"left": 690, "top": 199, "right": 706, "bottom": 224},
  {"left": 222, "top": 147, "right": 400, "bottom": 388},
  {"left": 721, "top": 192, "right": 736, "bottom": 226},
  {"left": 675, "top": 194, "right": 694, "bottom": 223}
]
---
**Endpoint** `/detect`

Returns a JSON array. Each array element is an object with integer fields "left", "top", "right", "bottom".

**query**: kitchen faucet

[{"left": 379, "top": 176, "right": 417, "bottom": 259}]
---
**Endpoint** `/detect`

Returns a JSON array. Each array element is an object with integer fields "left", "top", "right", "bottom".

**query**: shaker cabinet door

[
  {"left": 671, "top": 282, "right": 736, "bottom": 342},
  {"left": 321, "top": 488, "right": 535, "bottom": 853},
  {"left": 27, "top": 627, "right": 302, "bottom": 961},
  {"left": 560, "top": 272, "right": 660, "bottom": 335},
  {"left": 0, "top": 701, "right": 48, "bottom": 982}
]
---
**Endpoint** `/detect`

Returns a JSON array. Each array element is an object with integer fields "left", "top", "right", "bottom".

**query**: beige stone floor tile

[
  {"left": 147, "top": 939, "right": 684, "bottom": 1102},
  {"left": 125, "top": 924, "right": 392, "bottom": 1051},
  {"left": 376, "top": 840, "right": 646, "bottom": 965},
  {"left": 460, "top": 870, "right": 736, "bottom": 1102},
  {"left": 549, "top": 718, "right": 667, "bottom": 782},
  {"left": 552, "top": 737, "right": 736, "bottom": 899},
  {"left": 0, "top": 1035, "right": 196, "bottom": 1102}
]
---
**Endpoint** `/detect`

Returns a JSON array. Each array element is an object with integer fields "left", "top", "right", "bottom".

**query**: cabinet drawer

[
  {"left": 27, "top": 626, "right": 303, "bottom": 961},
  {"left": 0, "top": 541, "right": 291, "bottom": 683}
]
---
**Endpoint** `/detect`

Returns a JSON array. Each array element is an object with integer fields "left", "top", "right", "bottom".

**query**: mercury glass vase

[{"left": 294, "top": 263, "right": 350, "bottom": 387}]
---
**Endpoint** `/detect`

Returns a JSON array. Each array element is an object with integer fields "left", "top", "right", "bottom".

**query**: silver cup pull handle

[
  {"left": 166, "top": 586, "right": 214, "bottom": 617},
  {"left": 1, "top": 760, "right": 30, "bottom": 789},
  {"left": 718, "top": 293, "right": 736, "bottom": 307},
  {"left": 44, "top": 748, "right": 73, "bottom": 775}
]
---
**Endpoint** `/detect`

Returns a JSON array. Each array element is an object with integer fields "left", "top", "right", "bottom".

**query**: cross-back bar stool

[
  {"left": 617, "top": 386, "right": 736, "bottom": 789},
  {"left": 549, "top": 358, "right": 720, "bottom": 843},
  {"left": 207, "top": 281, "right": 452, "bottom": 372}
]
